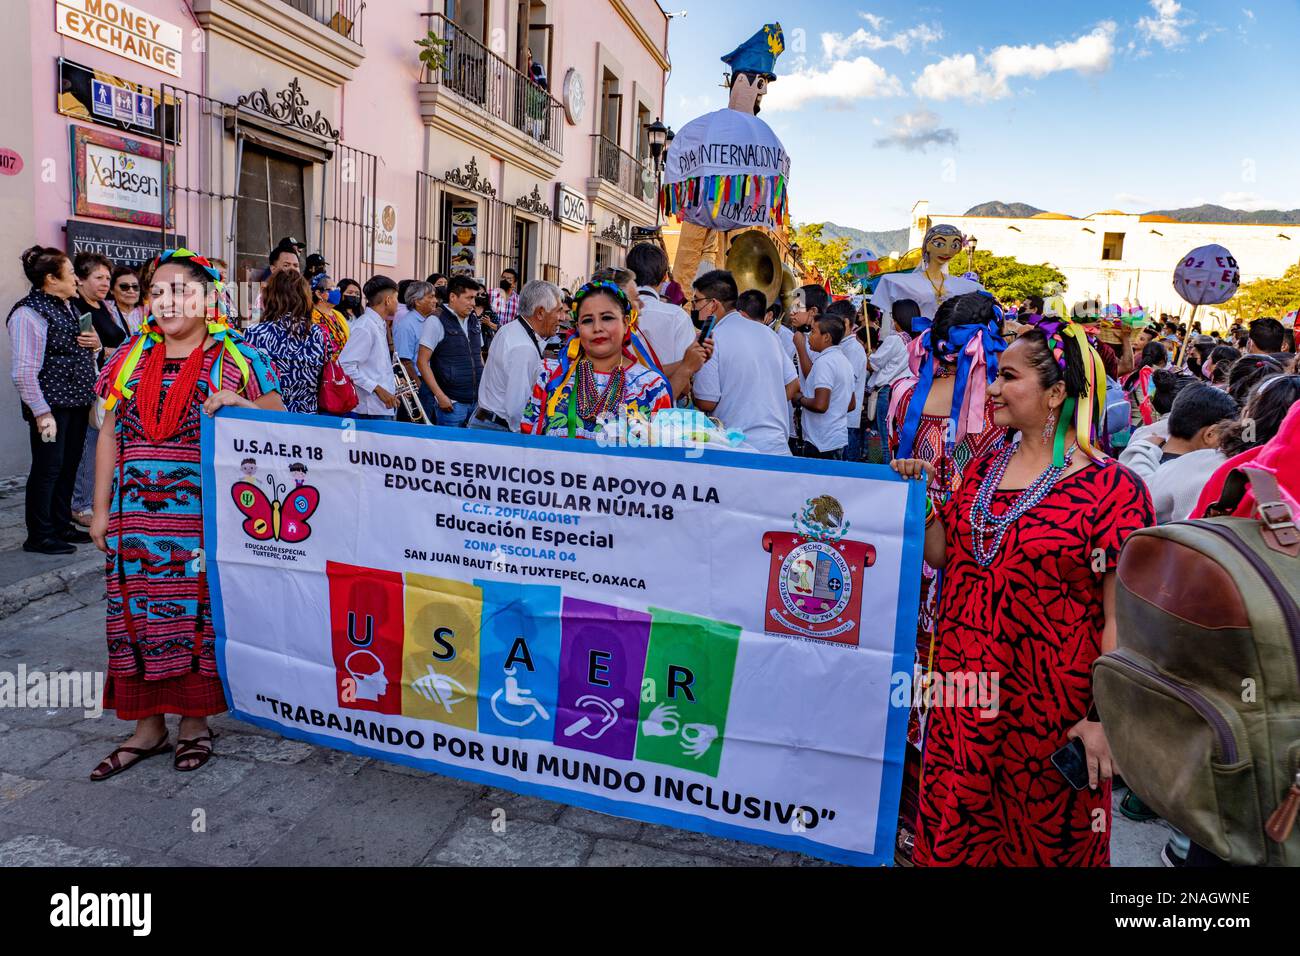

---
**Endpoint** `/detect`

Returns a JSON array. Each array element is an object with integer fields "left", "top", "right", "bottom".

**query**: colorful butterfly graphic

[{"left": 231, "top": 475, "right": 320, "bottom": 543}]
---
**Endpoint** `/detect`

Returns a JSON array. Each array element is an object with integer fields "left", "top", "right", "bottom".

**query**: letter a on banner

[
  {"left": 476, "top": 580, "right": 562, "bottom": 741},
  {"left": 401, "top": 574, "right": 482, "bottom": 728}
]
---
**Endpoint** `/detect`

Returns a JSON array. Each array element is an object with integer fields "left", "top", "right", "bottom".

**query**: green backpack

[{"left": 1093, "top": 466, "right": 1300, "bottom": 866}]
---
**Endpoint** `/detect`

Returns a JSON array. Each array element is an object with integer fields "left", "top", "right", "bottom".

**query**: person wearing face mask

[
  {"left": 490, "top": 268, "right": 520, "bottom": 325},
  {"left": 310, "top": 272, "right": 350, "bottom": 351},
  {"left": 417, "top": 275, "right": 485, "bottom": 427},
  {"left": 335, "top": 278, "right": 365, "bottom": 321},
  {"left": 691, "top": 269, "right": 800, "bottom": 455}
]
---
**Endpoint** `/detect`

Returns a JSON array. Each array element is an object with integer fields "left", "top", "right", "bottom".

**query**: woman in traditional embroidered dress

[
  {"left": 520, "top": 280, "right": 671, "bottom": 440},
  {"left": 892, "top": 316, "right": 1153, "bottom": 866},
  {"left": 88, "top": 250, "right": 284, "bottom": 779},
  {"left": 885, "top": 291, "right": 1008, "bottom": 863}
]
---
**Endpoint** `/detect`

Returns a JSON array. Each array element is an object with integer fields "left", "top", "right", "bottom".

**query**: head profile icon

[{"left": 345, "top": 649, "right": 389, "bottom": 702}]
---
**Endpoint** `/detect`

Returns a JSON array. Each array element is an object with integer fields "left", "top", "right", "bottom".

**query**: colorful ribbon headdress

[
  {"left": 540, "top": 280, "right": 667, "bottom": 422},
  {"left": 102, "top": 249, "right": 251, "bottom": 413},
  {"left": 1021, "top": 314, "right": 1109, "bottom": 466},
  {"left": 894, "top": 296, "right": 1006, "bottom": 460}
]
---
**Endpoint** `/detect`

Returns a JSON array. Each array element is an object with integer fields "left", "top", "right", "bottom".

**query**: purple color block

[{"left": 554, "top": 598, "right": 651, "bottom": 760}]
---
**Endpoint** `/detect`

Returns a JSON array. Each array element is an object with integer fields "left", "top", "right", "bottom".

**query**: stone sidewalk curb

[{"left": 0, "top": 554, "right": 102, "bottom": 621}]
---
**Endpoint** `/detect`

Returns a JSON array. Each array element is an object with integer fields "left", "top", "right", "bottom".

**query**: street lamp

[{"left": 645, "top": 117, "right": 669, "bottom": 222}]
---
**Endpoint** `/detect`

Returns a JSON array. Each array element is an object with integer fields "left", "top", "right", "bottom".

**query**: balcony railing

[
  {"left": 279, "top": 0, "right": 365, "bottom": 43},
  {"left": 591, "top": 135, "right": 655, "bottom": 206},
  {"left": 420, "top": 13, "right": 564, "bottom": 155}
]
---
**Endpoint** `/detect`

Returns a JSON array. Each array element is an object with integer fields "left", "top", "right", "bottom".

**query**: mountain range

[{"left": 820, "top": 201, "right": 1300, "bottom": 255}]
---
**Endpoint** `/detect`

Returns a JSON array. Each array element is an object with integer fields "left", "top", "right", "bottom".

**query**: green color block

[{"left": 635, "top": 607, "right": 741, "bottom": 778}]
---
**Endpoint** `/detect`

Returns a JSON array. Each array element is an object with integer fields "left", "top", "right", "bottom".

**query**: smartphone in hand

[
  {"left": 78, "top": 313, "right": 94, "bottom": 335},
  {"left": 697, "top": 316, "right": 716, "bottom": 344},
  {"left": 1050, "top": 737, "right": 1090, "bottom": 790}
]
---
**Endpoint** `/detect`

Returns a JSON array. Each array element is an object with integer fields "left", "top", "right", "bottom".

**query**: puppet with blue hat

[{"left": 661, "top": 23, "right": 791, "bottom": 285}]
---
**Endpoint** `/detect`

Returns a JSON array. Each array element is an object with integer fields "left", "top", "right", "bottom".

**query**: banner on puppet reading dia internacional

[{"left": 201, "top": 409, "right": 924, "bottom": 866}]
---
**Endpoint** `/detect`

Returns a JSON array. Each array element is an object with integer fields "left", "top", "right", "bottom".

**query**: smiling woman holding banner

[
  {"left": 520, "top": 280, "right": 672, "bottom": 441},
  {"left": 87, "top": 250, "right": 283, "bottom": 780},
  {"left": 892, "top": 315, "right": 1153, "bottom": 866}
]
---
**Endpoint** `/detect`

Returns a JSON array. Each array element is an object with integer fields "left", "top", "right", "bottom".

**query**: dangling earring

[{"left": 1041, "top": 409, "right": 1058, "bottom": 445}]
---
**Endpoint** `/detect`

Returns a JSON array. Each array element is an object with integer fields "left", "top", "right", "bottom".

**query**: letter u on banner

[
  {"left": 402, "top": 574, "right": 481, "bottom": 729},
  {"left": 327, "top": 561, "right": 404, "bottom": 715}
]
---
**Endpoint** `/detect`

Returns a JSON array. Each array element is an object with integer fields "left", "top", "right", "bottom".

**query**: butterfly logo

[{"left": 231, "top": 475, "right": 320, "bottom": 543}]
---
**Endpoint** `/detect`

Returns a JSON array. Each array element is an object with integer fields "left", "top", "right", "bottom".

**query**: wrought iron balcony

[
  {"left": 419, "top": 13, "right": 564, "bottom": 156},
  {"left": 591, "top": 134, "right": 655, "bottom": 206},
  {"left": 278, "top": 0, "right": 365, "bottom": 43}
]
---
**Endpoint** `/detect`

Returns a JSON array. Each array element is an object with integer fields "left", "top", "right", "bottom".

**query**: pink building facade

[{"left": 0, "top": 0, "right": 669, "bottom": 474}]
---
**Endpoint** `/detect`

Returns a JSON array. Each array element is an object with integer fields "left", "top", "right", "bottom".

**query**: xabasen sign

[
  {"left": 203, "top": 410, "right": 924, "bottom": 865},
  {"left": 72, "top": 125, "right": 172, "bottom": 227},
  {"left": 56, "top": 0, "right": 184, "bottom": 79}
]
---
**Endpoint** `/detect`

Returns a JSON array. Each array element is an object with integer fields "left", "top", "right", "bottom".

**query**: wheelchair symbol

[{"left": 489, "top": 666, "right": 551, "bottom": 727}]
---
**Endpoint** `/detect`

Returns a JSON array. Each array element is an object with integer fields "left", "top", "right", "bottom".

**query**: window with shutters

[{"left": 236, "top": 144, "right": 307, "bottom": 282}]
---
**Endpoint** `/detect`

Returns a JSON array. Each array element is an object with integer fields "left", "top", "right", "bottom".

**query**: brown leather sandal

[
  {"left": 173, "top": 731, "right": 216, "bottom": 772},
  {"left": 90, "top": 736, "right": 171, "bottom": 781}
]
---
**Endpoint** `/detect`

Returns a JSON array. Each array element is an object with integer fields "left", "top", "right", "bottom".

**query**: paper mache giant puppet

[{"left": 660, "top": 23, "right": 791, "bottom": 286}]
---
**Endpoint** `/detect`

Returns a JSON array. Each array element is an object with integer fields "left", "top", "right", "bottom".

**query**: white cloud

[
  {"left": 914, "top": 22, "right": 1115, "bottom": 102},
  {"left": 1242, "top": 8, "right": 1254, "bottom": 20},
  {"left": 821, "top": 22, "right": 943, "bottom": 59},
  {"left": 1219, "top": 191, "right": 1284, "bottom": 211},
  {"left": 763, "top": 56, "right": 904, "bottom": 111},
  {"left": 1137, "top": 0, "right": 1189, "bottom": 49},
  {"left": 1114, "top": 192, "right": 1153, "bottom": 207},
  {"left": 859, "top": 12, "right": 888, "bottom": 31},
  {"left": 875, "top": 109, "right": 958, "bottom": 151}
]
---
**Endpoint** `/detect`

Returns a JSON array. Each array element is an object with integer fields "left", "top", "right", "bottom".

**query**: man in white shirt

[
  {"left": 795, "top": 314, "right": 856, "bottom": 459},
  {"left": 866, "top": 297, "right": 919, "bottom": 461},
  {"left": 338, "top": 275, "right": 400, "bottom": 419},
  {"left": 471, "top": 280, "right": 565, "bottom": 431},
  {"left": 627, "top": 243, "right": 699, "bottom": 402},
  {"left": 827, "top": 301, "right": 868, "bottom": 461},
  {"left": 691, "top": 270, "right": 800, "bottom": 456}
]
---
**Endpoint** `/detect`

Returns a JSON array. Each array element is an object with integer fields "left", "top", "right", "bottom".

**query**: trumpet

[{"left": 392, "top": 354, "right": 432, "bottom": 425}]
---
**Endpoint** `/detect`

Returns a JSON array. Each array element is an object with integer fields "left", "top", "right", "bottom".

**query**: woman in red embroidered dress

[
  {"left": 893, "top": 317, "right": 1153, "bottom": 865},
  {"left": 88, "top": 250, "right": 283, "bottom": 778},
  {"left": 886, "top": 293, "right": 1008, "bottom": 862}
]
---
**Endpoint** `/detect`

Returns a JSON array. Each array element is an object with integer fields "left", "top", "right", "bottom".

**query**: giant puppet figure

[
  {"left": 873, "top": 224, "right": 985, "bottom": 335},
  {"left": 661, "top": 24, "right": 791, "bottom": 286}
]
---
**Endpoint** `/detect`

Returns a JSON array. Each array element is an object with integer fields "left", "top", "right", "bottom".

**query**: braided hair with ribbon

[
  {"left": 893, "top": 291, "right": 1007, "bottom": 460},
  {"left": 1017, "top": 312, "right": 1110, "bottom": 466}
]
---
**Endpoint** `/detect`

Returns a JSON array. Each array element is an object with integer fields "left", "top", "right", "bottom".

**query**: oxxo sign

[
  {"left": 555, "top": 184, "right": 588, "bottom": 233},
  {"left": 56, "top": 0, "right": 184, "bottom": 78}
]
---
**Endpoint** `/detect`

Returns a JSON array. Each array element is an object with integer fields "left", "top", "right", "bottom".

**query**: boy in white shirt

[
  {"left": 827, "top": 300, "right": 868, "bottom": 461},
  {"left": 795, "top": 314, "right": 856, "bottom": 460}
]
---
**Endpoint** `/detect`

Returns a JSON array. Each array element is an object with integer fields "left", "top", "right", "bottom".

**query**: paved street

[{"left": 0, "top": 482, "right": 1166, "bottom": 867}]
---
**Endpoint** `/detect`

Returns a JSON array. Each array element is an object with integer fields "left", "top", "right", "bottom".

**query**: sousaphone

[{"left": 726, "top": 229, "right": 785, "bottom": 307}]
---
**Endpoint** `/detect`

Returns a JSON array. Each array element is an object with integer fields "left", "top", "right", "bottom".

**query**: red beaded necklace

[{"left": 134, "top": 339, "right": 209, "bottom": 443}]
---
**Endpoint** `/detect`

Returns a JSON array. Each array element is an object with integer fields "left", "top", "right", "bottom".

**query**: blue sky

[{"left": 661, "top": 1, "right": 1299, "bottom": 231}]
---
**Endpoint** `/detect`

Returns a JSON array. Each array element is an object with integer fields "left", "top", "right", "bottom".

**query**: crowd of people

[{"left": 6, "top": 231, "right": 1298, "bottom": 866}]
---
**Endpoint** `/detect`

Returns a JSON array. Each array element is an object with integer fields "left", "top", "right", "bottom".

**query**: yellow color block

[{"left": 401, "top": 574, "right": 482, "bottom": 729}]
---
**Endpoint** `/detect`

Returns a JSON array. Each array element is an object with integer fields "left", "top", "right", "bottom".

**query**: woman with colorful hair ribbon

[
  {"left": 87, "top": 249, "right": 284, "bottom": 780},
  {"left": 883, "top": 291, "right": 1009, "bottom": 863},
  {"left": 891, "top": 315, "right": 1153, "bottom": 866},
  {"left": 520, "top": 279, "right": 672, "bottom": 440}
]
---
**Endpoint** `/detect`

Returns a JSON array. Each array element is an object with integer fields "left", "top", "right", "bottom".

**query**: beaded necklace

[
  {"left": 969, "top": 440, "right": 1079, "bottom": 567},
  {"left": 573, "top": 358, "right": 626, "bottom": 420}
]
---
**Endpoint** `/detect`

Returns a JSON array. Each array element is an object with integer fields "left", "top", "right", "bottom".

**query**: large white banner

[{"left": 202, "top": 411, "right": 923, "bottom": 865}]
